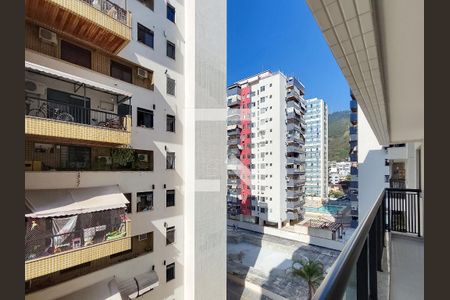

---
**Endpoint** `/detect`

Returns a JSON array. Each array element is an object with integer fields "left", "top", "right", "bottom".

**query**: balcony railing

[
  {"left": 350, "top": 99, "right": 358, "bottom": 112},
  {"left": 312, "top": 188, "right": 421, "bottom": 299},
  {"left": 350, "top": 126, "right": 357, "bottom": 135},
  {"left": 81, "top": 0, "right": 128, "bottom": 24},
  {"left": 25, "top": 220, "right": 131, "bottom": 281},
  {"left": 25, "top": 96, "right": 131, "bottom": 145},
  {"left": 26, "top": 97, "right": 127, "bottom": 130}
]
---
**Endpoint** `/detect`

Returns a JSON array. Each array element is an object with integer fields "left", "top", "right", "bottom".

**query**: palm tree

[{"left": 291, "top": 258, "right": 324, "bottom": 300}]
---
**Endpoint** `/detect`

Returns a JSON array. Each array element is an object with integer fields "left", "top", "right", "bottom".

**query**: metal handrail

[
  {"left": 81, "top": 0, "right": 129, "bottom": 25},
  {"left": 313, "top": 189, "right": 386, "bottom": 300}
]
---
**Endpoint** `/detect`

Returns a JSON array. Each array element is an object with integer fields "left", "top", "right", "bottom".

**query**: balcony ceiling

[{"left": 306, "top": 0, "right": 423, "bottom": 145}]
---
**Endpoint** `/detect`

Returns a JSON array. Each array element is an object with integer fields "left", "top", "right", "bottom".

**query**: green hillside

[{"left": 328, "top": 110, "right": 350, "bottom": 162}]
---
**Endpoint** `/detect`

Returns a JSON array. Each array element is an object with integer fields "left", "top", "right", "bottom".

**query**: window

[
  {"left": 167, "top": 77, "right": 176, "bottom": 95},
  {"left": 167, "top": 3, "right": 176, "bottom": 23},
  {"left": 135, "top": 150, "right": 154, "bottom": 171},
  {"left": 166, "top": 226, "right": 175, "bottom": 245},
  {"left": 260, "top": 86, "right": 265, "bottom": 92},
  {"left": 60, "top": 40, "right": 91, "bottom": 69},
  {"left": 110, "top": 60, "right": 132, "bottom": 83},
  {"left": 138, "top": 0, "right": 154, "bottom": 11},
  {"left": 138, "top": 23, "right": 154, "bottom": 48},
  {"left": 166, "top": 263, "right": 175, "bottom": 282},
  {"left": 166, "top": 152, "right": 175, "bottom": 169},
  {"left": 166, "top": 115, "right": 175, "bottom": 132},
  {"left": 137, "top": 191, "right": 153, "bottom": 212},
  {"left": 166, "top": 190, "right": 175, "bottom": 207},
  {"left": 137, "top": 107, "right": 153, "bottom": 128},
  {"left": 166, "top": 41, "right": 176, "bottom": 59},
  {"left": 124, "top": 193, "right": 132, "bottom": 213},
  {"left": 260, "top": 207, "right": 266, "bottom": 213}
]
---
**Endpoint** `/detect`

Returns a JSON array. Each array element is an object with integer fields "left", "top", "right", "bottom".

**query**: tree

[
  {"left": 329, "top": 190, "right": 344, "bottom": 198},
  {"left": 292, "top": 258, "right": 324, "bottom": 300}
]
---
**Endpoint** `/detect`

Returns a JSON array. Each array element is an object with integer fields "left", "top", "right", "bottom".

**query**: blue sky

[{"left": 227, "top": 0, "right": 350, "bottom": 113}]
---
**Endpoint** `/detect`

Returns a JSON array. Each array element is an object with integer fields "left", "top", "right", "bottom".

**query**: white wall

[
  {"left": 357, "top": 106, "right": 389, "bottom": 220},
  {"left": 184, "top": 0, "right": 227, "bottom": 298}
]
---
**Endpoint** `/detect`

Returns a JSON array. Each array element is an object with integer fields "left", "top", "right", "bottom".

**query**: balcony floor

[{"left": 390, "top": 233, "right": 424, "bottom": 300}]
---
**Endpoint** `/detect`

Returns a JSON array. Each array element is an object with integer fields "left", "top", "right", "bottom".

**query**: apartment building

[
  {"left": 304, "top": 98, "right": 328, "bottom": 199},
  {"left": 226, "top": 71, "right": 307, "bottom": 228},
  {"left": 24, "top": 0, "right": 226, "bottom": 299},
  {"left": 349, "top": 92, "right": 359, "bottom": 220}
]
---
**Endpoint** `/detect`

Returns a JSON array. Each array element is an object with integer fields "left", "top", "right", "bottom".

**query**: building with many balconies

[
  {"left": 226, "top": 71, "right": 307, "bottom": 228},
  {"left": 24, "top": 0, "right": 227, "bottom": 299}
]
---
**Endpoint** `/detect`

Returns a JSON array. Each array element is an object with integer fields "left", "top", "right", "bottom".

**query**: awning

[
  {"left": 25, "top": 61, "right": 132, "bottom": 98},
  {"left": 116, "top": 271, "right": 159, "bottom": 299},
  {"left": 25, "top": 185, "right": 129, "bottom": 218},
  {"left": 57, "top": 277, "right": 122, "bottom": 300}
]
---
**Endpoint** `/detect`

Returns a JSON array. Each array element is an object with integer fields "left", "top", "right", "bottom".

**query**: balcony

[
  {"left": 287, "top": 179, "right": 301, "bottom": 188},
  {"left": 350, "top": 99, "right": 358, "bottom": 112},
  {"left": 25, "top": 0, "right": 132, "bottom": 54},
  {"left": 26, "top": 97, "right": 131, "bottom": 146},
  {"left": 227, "top": 94, "right": 241, "bottom": 107},
  {"left": 286, "top": 190, "right": 301, "bottom": 199},
  {"left": 26, "top": 217, "right": 131, "bottom": 281},
  {"left": 286, "top": 89, "right": 301, "bottom": 102},
  {"left": 350, "top": 126, "right": 358, "bottom": 135},
  {"left": 227, "top": 85, "right": 241, "bottom": 97},
  {"left": 287, "top": 145, "right": 303, "bottom": 154},
  {"left": 227, "top": 178, "right": 241, "bottom": 185},
  {"left": 349, "top": 181, "right": 358, "bottom": 189},
  {"left": 287, "top": 122, "right": 302, "bottom": 132},
  {"left": 286, "top": 157, "right": 302, "bottom": 165},
  {"left": 286, "top": 77, "right": 305, "bottom": 95},
  {"left": 351, "top": 166, "right": 358, "bottom": 175},
  {"left": 313, "top": 188, "right": 422, "bottom": 300},
  {"left": 25, "top": 62, "right": 132, "bottom": 146},
  {"left": 227, "top": 138, "right": 240, "bottom": 146},
  {"left": 350, "top": 153, "right": 358, "bottom": 162},
  {"left": 227, "top": 108, "right": 241, "bottom": 118},
  {"left": 350, "top": 112, "right": 358, "bottom": 125},
  {"left": 287, "top": 168, "right": 303, "bottom": 175},
  {"left": 25, "top": 141, "right": 153, "bottom": 173},
  {"left": 286, "top": 200, "right": 302, "bottom": 209}
]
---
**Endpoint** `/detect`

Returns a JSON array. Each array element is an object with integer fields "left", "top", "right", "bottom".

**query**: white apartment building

[
  {"left": 329, "top": 172, "right": 340, "bottom": 185},
  {"left": 304, "top": 98, "right": 328, "bottom": 199},
  {"left": 227, "top": 71, "right": 307, "bottom": 228},
  {"left": 24, "top": 0, "right": 226, "bottom": 299},
  {"left": 328, "top": 161, "right": 351, "bottom": 183}
]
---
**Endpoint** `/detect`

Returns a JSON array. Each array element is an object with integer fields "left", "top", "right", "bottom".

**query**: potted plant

[{"left": 111, "top": 147, "right": 135, "bottom": 169}]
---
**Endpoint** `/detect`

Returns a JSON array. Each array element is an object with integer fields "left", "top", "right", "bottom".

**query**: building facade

[
  {"left": 349, "top": 92, "right": 359, "bottom": 222},
  {"left": 24, "top": 0, "right": 226, "bottom": 299},
  {"left": 227, "top": 71, "right": 307, "bottom": 227},
  {"left": 304, "top": 98, "right": 328, "bottom": 199}
]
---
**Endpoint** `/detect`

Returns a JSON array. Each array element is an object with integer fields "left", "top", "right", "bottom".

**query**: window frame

[
  {"left": 60, "top": 40, "right": 92, "bottom": 69},
  {"left": 166, "top": 226, "right": 175, "bottom": 245},
  {"left": 166, "top": 262, "right": 175, "bottom": 282},
  {"left": 110, "top": 60, "right": 133, "bottom": 84},
  {"left": 137, "top": 107, "right": 154, "bottom": 129},
  {"left": 166, "top": 114, "right": 176, "bottom": 132},
  {"left": 166, "top": 152, "right": 175, "bottom": 169},
  {"left": 166, "top": 189, "right": 175, "bottom": 207},
  {"left": 137, "top": 23, "right": 155, "bottom": 49},
  {"left": 167, "top": 3, "right": 176, "bottom": 23},
  {"left": 166, "top": 40, "right": 176, "bottom": 60},
  {"left": 166, "top": 77, "right": 176, "bottom": 96},
  {"left": 136, "top": 191, "right": 154, "bottom": 212}
]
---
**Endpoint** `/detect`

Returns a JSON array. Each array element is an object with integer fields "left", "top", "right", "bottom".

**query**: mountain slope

[{"left": 328, "top": 110, "right": 350, "bottom": 162}]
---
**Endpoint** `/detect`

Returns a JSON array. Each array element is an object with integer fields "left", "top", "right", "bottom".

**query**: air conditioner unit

[
  {"left": 25, "top": 80, "right": 47, "bottom": 96},
  {"left": 137, "top": 68, "right": 148, "bottom": 79},
  {"left": 137, "top": 153, "right": 148, "bottom": 162},
  {"left": 97, "top": 156, "right": 112, "bottom": 165},
  {"left": 39, "top": 27, "right": 58, "bottom": 45},
  {"left": 138, "top": 233, "right": 148, "bottom": 241}
]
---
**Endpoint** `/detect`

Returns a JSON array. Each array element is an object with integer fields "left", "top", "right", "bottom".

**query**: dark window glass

[
  {"left": 135, "top": 150, "right": 154, "bottom": 171},
  {"left": 166, "top": 190, "right": 175, "bottom": 207},
  {"left": 166, "top": 263, "right": 175, "bottom": 282},
  {"left": 166, "top": 77, "right": 176, "bottom": 95},
  {"left": 166, "top": 115, "right": 175, "bottom": 132},
  {"left": 166, "top": 41, "right": 176, "bottom": 59},
  {"left": 137, "top": 191, "right": 153, "bottom": 212},
  {"left": 66, "top": 146, "right": 91, "bottom": 170},
  {"left": 60, "top": 40, "right": 91, "bottom": 69},
  {"left": 166, "top": 226, "right": 175, "bottom": 245},
  {"left": 167, "top": 4, "right": 175, "bottom": 23},
  {"left": 138, "top": 0, "right": 154, "bottom": 11},
  {"left": 137, "top": 23, "right": 154, "bottom": 48},
  {"left": 137, "top": 107, "right": 153, "bottom": 128},
  {"left": 166, "top": 152, "right": 175, "bottom": 169},
  {"left": 123, "top": 193, "right": 132, "bottom": 213},
  {"left": 118, "top": 103, "right": 131, "bottom": 117},
  {"left": 110, "top": 60, "right": 132, "bottom": 83}
]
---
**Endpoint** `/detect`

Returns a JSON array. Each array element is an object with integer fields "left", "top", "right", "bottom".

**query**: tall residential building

[
  {"left": 226, "top": 71, "right": 307, "bottom": 228},
  {"left": 304, "top": 98, "right": 328, "bottom": 199},
  {"left": 24, "top": 0, "right": 226, "bottom": 299},
  {"left": 349, "top": 92, "right": 359, "bottom": 223}
]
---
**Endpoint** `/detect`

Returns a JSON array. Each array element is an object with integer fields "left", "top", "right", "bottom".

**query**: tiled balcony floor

[{"left": 390, "top": 233, "right": 424, "bottom": 300}]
